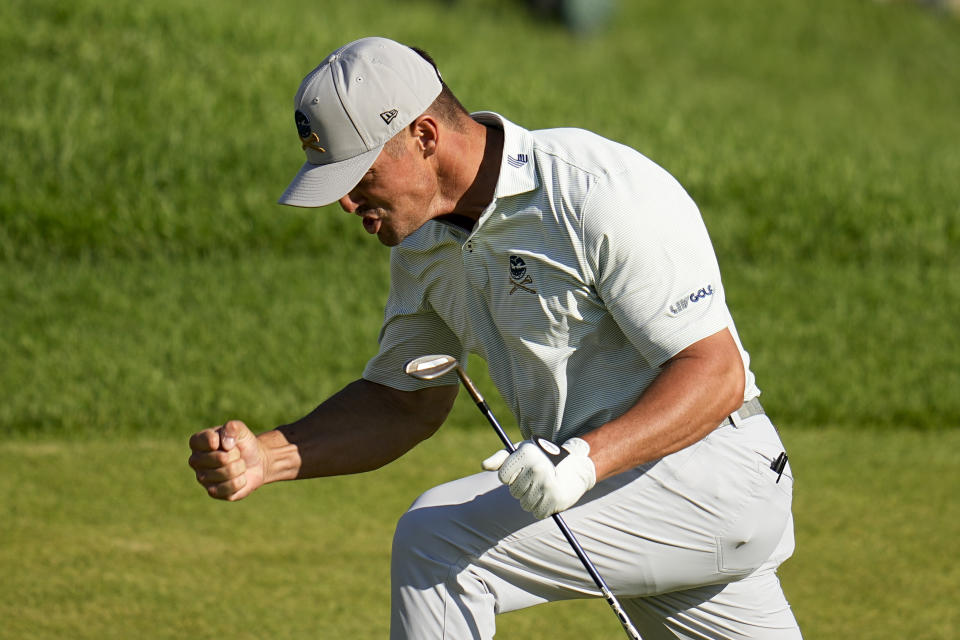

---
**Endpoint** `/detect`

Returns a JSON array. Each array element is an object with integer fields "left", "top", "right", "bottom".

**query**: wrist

[
  {"left": 561, "top": 437, "right": 596, "bottom": 490},
  {"left": 258, "top": 430, "right": 302, "bottom": 483}
]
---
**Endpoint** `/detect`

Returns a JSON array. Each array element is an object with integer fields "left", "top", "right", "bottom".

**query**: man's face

[{"left": 338, "top": 136, "right": 437, "bottom": 247}]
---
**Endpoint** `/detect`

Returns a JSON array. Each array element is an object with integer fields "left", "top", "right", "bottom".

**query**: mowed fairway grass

[
  {"left": 1, "top": 428, "right": 957, "bottom": 639},
  {"left": 2, "top": 0, "right": 958, "bottom": 638}
]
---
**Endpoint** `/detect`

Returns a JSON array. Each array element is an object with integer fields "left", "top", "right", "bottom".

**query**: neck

[{"left": 441, "top": 119, "right": 504, "bottom": 222}]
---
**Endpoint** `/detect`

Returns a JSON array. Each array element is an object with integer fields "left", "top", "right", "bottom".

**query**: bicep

[
  {"left": 276, "top": 380, "right": 459, "bottom": 477},
  {"left": 662, "top": 328, "right": 745, "bottom": 409},
  {"left": 372, "top": 380, "right": 459, "bottom": 436}
]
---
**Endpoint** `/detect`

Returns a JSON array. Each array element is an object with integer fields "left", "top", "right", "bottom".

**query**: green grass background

[
  {"left": 1, "top": 0, "right": 958, "bottom": 637},
  {"left": 1, "top": 429, "right": 957, "bottom": 639}
]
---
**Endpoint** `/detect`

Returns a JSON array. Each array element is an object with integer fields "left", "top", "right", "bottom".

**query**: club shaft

[{"left": 455, "top": 366, "right": 643, "bottom": 640}]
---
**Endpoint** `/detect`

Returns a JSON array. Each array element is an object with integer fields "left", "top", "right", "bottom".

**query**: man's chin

[
  {"left": 376, "top": 222, "right": 420, "bottom": 247},
  {"left": 375, "top": 216, "right": 432, "bottom": 246},
  {"left": 377, "top": 229, "right": 402, "bottom": 247}
]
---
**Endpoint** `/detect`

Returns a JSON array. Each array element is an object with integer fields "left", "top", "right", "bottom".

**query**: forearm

[
  {"left": 583, "top": 329, "right": 745, "bottom": 481},
  {"left": 260, "top": 379, "right": 457, "bottom": 483}
]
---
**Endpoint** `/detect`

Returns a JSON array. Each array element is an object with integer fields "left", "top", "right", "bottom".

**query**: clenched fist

[{"left": 188, "top": 420, "right": 266, "bottom": 501}]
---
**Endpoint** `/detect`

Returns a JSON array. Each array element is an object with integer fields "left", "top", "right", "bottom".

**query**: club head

[{"left": 404, "top": 354, "right": 459, "bottom": 380}]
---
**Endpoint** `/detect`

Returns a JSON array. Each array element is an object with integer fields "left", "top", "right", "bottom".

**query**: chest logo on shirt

[{"left": 509, "top": 255, "right": 537, "bottom": 295}]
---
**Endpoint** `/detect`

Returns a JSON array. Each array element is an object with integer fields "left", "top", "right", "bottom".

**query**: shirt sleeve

[
  {"left": 362, "top": 246, "right": 467, "bottom": 390},
  {"left": 582, "top": 163, "right": 731, "bottom": 367}
]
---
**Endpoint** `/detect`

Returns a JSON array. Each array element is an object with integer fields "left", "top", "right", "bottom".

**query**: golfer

[{"left": 188, "top": 36, "right": 802, "bottom": 639}]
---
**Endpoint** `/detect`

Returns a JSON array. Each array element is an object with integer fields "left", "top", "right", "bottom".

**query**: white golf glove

[{"left": 482, "top": 437, "right": 596, "bottom": 520}]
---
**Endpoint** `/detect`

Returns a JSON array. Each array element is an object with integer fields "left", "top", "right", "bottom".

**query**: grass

[
  {"left": 2, "top": 255, "right": 957, "bottom": 439},
  {"left": 1, "top": 427, "right": 956, "bottom": 639},
  {"left": 3, "top": 0, "right": 959, "bottom": 264},
  {"left": 3, "top": 0, "right": 959, "bottom": 433}
]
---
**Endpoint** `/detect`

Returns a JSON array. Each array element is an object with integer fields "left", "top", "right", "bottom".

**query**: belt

[
  {"left": 717, "top": 398, "right": 787, "bottom": 481},
  {"left": 719, "top": 397, "right": 764, "bottom": 428}
]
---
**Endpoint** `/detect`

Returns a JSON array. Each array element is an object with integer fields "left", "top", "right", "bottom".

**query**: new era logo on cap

[{"left": 380, "top": 109, "right": 399, "bottom": 124}]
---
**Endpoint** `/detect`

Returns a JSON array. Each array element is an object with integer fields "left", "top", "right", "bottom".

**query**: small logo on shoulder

[
  {"left": 508, "top": 255, "right": 536, "bottom": 295},
  {"left": 380, "top": 109, "right": 399, "bottom": 124},
  {"left": 670, "top": 285, "right": 714, "bottom": 315},
  {"left": 507, "top": 153, "right": 528, "bottom": 168}
]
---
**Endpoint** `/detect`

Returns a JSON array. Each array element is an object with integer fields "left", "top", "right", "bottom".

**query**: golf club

[{"left": 404, "top": 354, "right": 643, "bottom": 640}]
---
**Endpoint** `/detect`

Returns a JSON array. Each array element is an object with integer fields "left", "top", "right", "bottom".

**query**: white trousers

[{"left": 391, "top": 414, "right": 802, "bottom": 639}]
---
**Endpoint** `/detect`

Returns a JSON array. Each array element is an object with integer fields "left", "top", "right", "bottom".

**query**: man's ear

[{"left": 410, "top": 115, "right": 439, "bottom": 158}]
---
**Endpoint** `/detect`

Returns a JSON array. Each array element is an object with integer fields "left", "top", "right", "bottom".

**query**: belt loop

[{"left": 728, "top": 408, "right": 742, "bottom": 428}]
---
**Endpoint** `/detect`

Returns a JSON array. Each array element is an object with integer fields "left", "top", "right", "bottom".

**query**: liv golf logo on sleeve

[{"left": 670, "top": 285, "right": 714, "bottom": 315}]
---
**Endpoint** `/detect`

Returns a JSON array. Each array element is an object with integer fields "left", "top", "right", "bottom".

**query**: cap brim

[{"left": 277, "top": 144, "right": 383, "bottom": 208}]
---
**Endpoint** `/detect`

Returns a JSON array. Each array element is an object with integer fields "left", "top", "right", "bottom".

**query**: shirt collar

[{"left": 471, "top": 111, "right": 539, "bottom": 199}]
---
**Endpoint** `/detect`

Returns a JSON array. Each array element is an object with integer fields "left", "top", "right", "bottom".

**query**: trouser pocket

[
  {"left": 716, "top": 455, "right": 794, "bottom": 576},
  {"left": 651, "top": 418, "right": 795, "bottom": 579}
]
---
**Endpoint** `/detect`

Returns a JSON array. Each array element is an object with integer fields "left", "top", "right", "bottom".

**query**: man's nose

[{"left": 339, "top": 192, "right": 363, "bottom": 213}]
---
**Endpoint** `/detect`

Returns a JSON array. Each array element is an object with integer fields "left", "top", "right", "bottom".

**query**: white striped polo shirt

[{"left": 363, "top": 112, "right": 760, "bottom": 443}]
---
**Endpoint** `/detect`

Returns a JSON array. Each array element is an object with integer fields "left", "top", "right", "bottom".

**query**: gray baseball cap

[{"left": 277, "top": 37, "right": 443, "bottom": 208}]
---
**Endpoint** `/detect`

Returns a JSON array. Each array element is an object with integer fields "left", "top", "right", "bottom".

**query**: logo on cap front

[{"left": 295, "top": 110, "right": 326, "bottom": 153}]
